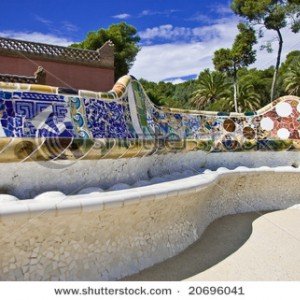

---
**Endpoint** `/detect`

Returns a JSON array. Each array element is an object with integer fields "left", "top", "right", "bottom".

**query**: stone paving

[{"left": 124, "top": 209, "right": 300, "bottom": 281}]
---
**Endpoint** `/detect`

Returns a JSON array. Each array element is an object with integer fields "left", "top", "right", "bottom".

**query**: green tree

[
  {"left": 231, "top": 0, "right": 300, "bottom": 101},
  {"left": 238, "top": 67, "right": 274, "bottom": 106},
  {"left": 72, "top": 22, "right": 140, "bottom": 80},
  {"left": 139, "top": 79, "right": 176, "bottom": 106},
  {"left": 280, "top": 50, "right": 300, "bottom": 74},
  {"left": 139, "top": 50, "right": 299, "bottom": 112},
  {"left": 213, "top": 23, "right": 257, "bottom": 112},
  {"left": 171, "top": 80, "right": 198, "bottom": 109},
  {"left": 140, "top": 78, "right": 199, "bottom": 109},
  {"left": 223, "top": 82, "right": 261, "bottom": 112},
  {"left": 284, "top": 60, "right": 300, "bottom": 95},
  {"left": 190, "top": 69, "right": 231, "bottom": 110}
]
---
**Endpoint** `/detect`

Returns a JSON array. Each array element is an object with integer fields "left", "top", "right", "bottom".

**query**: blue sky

[{"left": 1, "top": 0, "right": 299, "bottom": 82}]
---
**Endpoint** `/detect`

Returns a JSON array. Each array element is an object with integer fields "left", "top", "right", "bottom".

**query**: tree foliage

[
  {"left": 231, "top": 0, "right": 300, "bottom": 100},
  {"left": 213, "top": 23, "right": 257, "bottom": 112},
  {"left": 190, "top": 70, "right": 231, "bottom": 109},
  {"left": 71, "top": 22, "right": 140, "bottom": 80},
  {"left": 141, "top": 51, "right": 297, "bottom": 113},
  {"left": 223, "top": 82, "right": 261, "bottom": 112},
  {"left": 213, "top": 23, "right": 257, "bottom": 74},
  {"left": 280, "top": 50, "right": 300, "bottom": 74},
  {"left": 138, "top": 1, "right": 299, "bottom": 113},
  {"left": 231, "top": 0, "right": 299, "bottom": 31},
  {"left": 238, "top": 67, "right": 274, "bottom": 106},
  {"left": 139, "top": 79, "right": 175, "bottom": 106},
  {"left": 284, "top": 60, "right": 300, "bottom": 95}
]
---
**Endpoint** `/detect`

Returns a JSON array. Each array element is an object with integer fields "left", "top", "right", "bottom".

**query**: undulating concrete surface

[
  {"left": 1, "top": 170, "right": 300, "bottom": 280},
  {"left": 124, "top": 209, "right": 300, "bottom": 281}
]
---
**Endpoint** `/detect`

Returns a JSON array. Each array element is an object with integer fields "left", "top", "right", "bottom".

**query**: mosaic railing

[{"left": 0, "top": 75, "right": 299, "bottom": 162}]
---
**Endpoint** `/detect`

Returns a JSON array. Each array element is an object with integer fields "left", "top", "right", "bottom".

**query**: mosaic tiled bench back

[{"left": 0, "top": 76, "right": 299, "bottom": 161}]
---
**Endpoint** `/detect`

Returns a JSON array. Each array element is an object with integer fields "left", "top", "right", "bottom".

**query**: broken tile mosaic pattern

[{"left": 0, "top": 76, "right": 300, "bottom": 156}]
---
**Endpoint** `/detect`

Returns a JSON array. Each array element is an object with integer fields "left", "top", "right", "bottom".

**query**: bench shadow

[{"left": 123, "top": 211, "right": 269, "bottom": 281}]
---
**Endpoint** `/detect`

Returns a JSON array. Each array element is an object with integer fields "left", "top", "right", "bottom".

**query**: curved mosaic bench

[
  {"left": 0, "top": 75, "right": 300, "bottom": 163},
  {"left": 0, "top": 76, "right": 300, "bottom": 280}
]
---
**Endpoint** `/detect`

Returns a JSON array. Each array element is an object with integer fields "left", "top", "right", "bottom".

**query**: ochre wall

[{"left": 0, "top": 55, "right": 114, "bottom": 91}]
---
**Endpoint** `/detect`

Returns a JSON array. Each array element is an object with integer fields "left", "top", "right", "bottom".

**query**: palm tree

[
  {"left": 190, "top": 70, "right": 231, "bottom": 109},
  {"left": 223, "top": 83, "right": 261, "bottom": 113},
  {"left": 284, "top": 61, "right": 300, "bottom": 96}
]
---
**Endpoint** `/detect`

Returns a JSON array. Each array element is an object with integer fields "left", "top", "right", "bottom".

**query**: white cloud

[
  {"left": 132, "top": 18, "right": 300, "bottom": 82},
  {"left": 131, "top": 17, "right": 239, "bottom": 81},
  {"left": 34, "top": 15, "right": 78, "bottom": 35},
  {"left": 140, "top": 10, "right": 154, "bottom": 16},
  {"left": 188, "top": 3, "right": 234, "bottom": 24},
  {"left": 140, "top": 24, "right": 192, "bottom": 41},
  {"left": 0, "top": 31, "right": 76, "bottom": 46},
  {"left": 112, "top": 13, "right": 131, "bottom": 20},
  {"left": 213, "top": 3, "right": 233, "bottom": 16},
  {"left": 35, "top": 15, "right": 52, "bottom": 26},
  {"left": 165, "top": 78, "right": 186, "bottom": 84},
  {"left": 62, "top": 21, "right": 78, "bottom": 32},
  {"left": 139, "top": 9, "right": 179, "bottom": 17},
  {"left": 188, "top": 14, "right": 214, "bottom": 23},
  {"left": 131, "top": 43, "right": 219, "bottom": 82},
  {"left": 139, "top": 17, "right": 239, "bottom": 43}
]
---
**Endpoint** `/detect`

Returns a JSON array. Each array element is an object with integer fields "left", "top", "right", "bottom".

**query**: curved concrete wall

[
  {"left": 1, "top": 150, "right": 300, "bottom": 199},
  {"left": 0, "top": 167, "right": 299, "bottom": 280}
]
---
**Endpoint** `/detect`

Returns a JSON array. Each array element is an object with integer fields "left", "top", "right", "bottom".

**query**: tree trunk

[
  {"left": 233, "top": 66, "right": 238, "bottom": 113},
  {"left": 270, "top": 29, "right": 283, "bottom": 102},
  {"left": 233, "top": 82, "right": 238, "bottom": 113}
]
